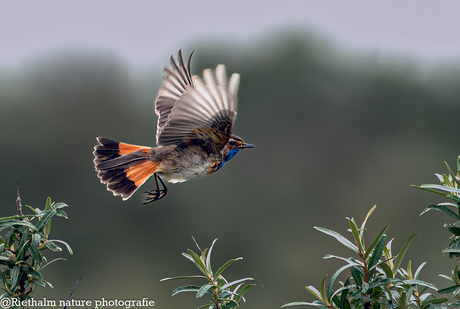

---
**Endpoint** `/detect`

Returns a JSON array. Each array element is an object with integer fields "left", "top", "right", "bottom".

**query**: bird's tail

[{"left": 93, "top": 137, "right": 158, "bottom": 200}]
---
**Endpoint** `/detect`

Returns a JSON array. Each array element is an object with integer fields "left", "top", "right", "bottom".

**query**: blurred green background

[{"left": 2, "top": 15, "right": 460, "bottom": 309}]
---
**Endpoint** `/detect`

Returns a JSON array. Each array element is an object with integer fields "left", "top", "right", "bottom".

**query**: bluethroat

[{"left": 93, "top": 50, "right": 254, "bottom": 203}]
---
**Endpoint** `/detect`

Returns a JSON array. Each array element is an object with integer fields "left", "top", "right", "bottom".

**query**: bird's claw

[{"left": 143, "top": 189, "right": 167, "bottom": 204}]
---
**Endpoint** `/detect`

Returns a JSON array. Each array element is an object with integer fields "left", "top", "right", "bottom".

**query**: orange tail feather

[{"left": 93, "top": 137, "right": 157, "bottom": 200}]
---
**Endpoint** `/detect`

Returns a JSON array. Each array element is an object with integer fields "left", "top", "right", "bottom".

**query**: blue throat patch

[{"left": 216, "top": 148, "right": 241, "bottom": 171}]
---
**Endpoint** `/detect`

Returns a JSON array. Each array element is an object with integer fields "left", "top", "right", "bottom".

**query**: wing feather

[
  {"left": 154, "top": 50, "right": 240, "bottom": 149},
  {"left": 155, "top": 50, "right": 194, "bottom": 141}
]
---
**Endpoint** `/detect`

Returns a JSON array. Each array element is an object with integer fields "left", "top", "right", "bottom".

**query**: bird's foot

[{"left": 142, "top": 189, "right": 167, "bottom": 204}]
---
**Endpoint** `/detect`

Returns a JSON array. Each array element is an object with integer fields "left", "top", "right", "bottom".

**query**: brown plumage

[{"left": 93, "top": 50, "right": 254, "bottom": 203}]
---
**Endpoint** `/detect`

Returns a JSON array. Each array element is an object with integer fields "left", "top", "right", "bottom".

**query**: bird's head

[{"left": 221, "top": 135, "right": 255, "bottom": 164}]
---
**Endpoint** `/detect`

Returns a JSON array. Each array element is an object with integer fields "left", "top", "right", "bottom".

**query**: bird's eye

[{"left": 229, "top": 140, "right": 237, "bottom": 146}]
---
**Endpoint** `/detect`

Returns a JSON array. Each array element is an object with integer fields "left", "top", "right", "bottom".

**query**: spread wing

[{"left": 154, "top": 50, "right": 240, "bottom": 150}]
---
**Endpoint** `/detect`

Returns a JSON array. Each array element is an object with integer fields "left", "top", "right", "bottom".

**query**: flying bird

[{"left": 93, "top": 50, "right": 254, "bottom": 203}]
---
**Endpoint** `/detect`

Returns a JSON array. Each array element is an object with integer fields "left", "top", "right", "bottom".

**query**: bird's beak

[{"left": 240, "top": 143, "right": 255, "bottom": 149}]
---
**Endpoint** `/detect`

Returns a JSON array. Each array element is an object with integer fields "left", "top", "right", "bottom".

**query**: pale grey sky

[{"left": 2, "top": 1, "right": 460, "bottom": 68}]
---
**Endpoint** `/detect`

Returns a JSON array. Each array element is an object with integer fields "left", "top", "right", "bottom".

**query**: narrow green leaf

[
  {"left": 45, "top": 197, "right": 52, "bottom": 210},
  {"left": 350, "top": 267, "right": 363, "bottom": 288},
  {"left": 201, "top": 248, "right": 208, "bottom": 262},
  {"left": 10, "top": 265, "right": 21, "bottom": 290},
  {"left": 457, "top": 156, "right": 460, "bottom": 174},
  {"left": 443, "top": 249, "right": 460, "bottom": 254},
  {"left": 215, "top": 258, "right": 242, "bottom": 280},
  {"left": 383, "top": 238, "right": 393, "bottom": 261},
  {"left": 43, "top": 219, "right": 51, "bottom": 238},
  {"left": 2, "top": 272, "right": 11, "bottom": 293},
  {"left": 364, "top": 225, "right": 389, "bottom": 260},
  {"left": 44, "top": 240, "right": 61, "bottom": 252},
  {"left": 439, "top": 274, "right": 454, "bottom": 282},
  {"left": 340, "top": 286, "right": 352, "bottom": 309},
  {"left": 360, "top": 205, "right": 377, "bottom": 239},
  {"left": 33, "top": 279, "right": 46, "bottom": 287},
  {"left": 412, "top": 185, "right": 452, "bottom": 198},
  {"left": 29, "top": 233, "right": 42, "bottom": 263},
  {"left": 393, "top": 233, "right": 418, "bottom": 276},
  {"left": 438, "top": 202, "right": 459, "bottom": 209},
  {"left": 281, "top": 302, "right": 313, "bottom": 308},
  {"left": 20, "top": 261, "right": 43, "bottom": 280},
  {"left": 350, "top": 286, "right": 363, "bottom": 300},
  {"left": 369, "top": 256, "right": 395, "bottom": 273},
  {"left": 41, "top": 257, "right": 67, "bottom": 270},
  {"left": 48, "top": 239, "right": 73, "bottom": 255},
  {"left": 319, "top": 275, "right": 329, "bottom": 305},
  {"left": 206, "top": 238, "right": 218, "bottom": 274},
  {"left": 160, "top": 275, "right": 208, "bottom": 282},
  {"left": 51, "top": 202, "right": 68, "bottom": 210},
  {"left": 323, "top": 254, "right": 361, "bottom": 266},
  {"left": 442, "top": 174, "right": 451, "bottom": 186},
  {"left": 35, "top": 209, "right": 57, "bottom": 232},
  {"left": 367, "top": 234, "right": 387, "bottom": 270},
  {"left": 16, "top": 229, "right": 30, "bottom": 261},
  {"left": 196, "top": 284, "right": 214, "bottom": 298},
  {"left": 445, "top": 162, "right": 460, "bottom": 187},
  {"left": 314, "top": 227, "right": 359, "bottom": 254},
  {"left": 25, "top": 205, "right": 38, "bottom": 215},
  {"left": 330, "top": 285, "right": 354, "bottom": 304},
  {"left": 368, "top": 278, "right": 400, "bottom": 289},
  {"left": 361, "top": 282, "right": 369, "bottom": 294},
  {"left": 0, "top": 220, "right": 37, "bottom": 232},
  {"left": 380, "top": 288, "right": 393, "bottom": 304},
  {"left": 219, "top": 278, "right": 257, "bottom": 292},
  {"left": 187, "top": 249, "right": 210, "bottom": 277},
  {"left": 235, "top": 284, "right": 255, "bottom": 302},
  {"left": 398, "top": 291, "right": 407, "bottom": 309},
  {"left": 0, "top": 214, "right": 36, "bottom": 222},
  {"left": 182, "top": 252, "right": 194, "bottom": 263},
  {"left": 445, "top": 223, "right": 460, "bottom": 236},
  {"left": 402, "top": 279, "right": 437, "bottom": 290},
  {"left": 453, "top": 265, "right": 460, "bottom": 285},
  {"left": 413, "top": 262, "right": 427, "bottom": 280},
  {"left": 421, "top": 297, "right": 449, "bottom": 309},
  {"left": 171, "top": 285, "right": 201, "bottom": 296},
  {"left": 304, "top": 286, "right": 322, "bottom": 301},
  {"left": 446, "top": 194, "right": 460, "bottom": 204},
  {"left": 0, "top": 255, "right": 12, "bottom": 263},
  {"left": 420, "top": 204, "right": 460, "bottom": 219},
  {"left": 44, "top": 279, "right": 54, "bottom": 288},
  {"left": 328, "top": 264, "right": 358, "bottom": 298},
  {"left": 419, "top": 184, "right": 460, "bottom": 195},
  {"left": 55, "top": 209, "right": 68, "bottom": 218},
  {"left": 438, "top": 285, "right": 459, "bottom": 294},
  {"left": 348, "top": 218, "right": 364, "bottom": 255}
]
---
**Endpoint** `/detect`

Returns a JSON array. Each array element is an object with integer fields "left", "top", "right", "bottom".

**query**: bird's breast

[{"left": 154, "top": 146, "right": 222, "bottom": 183}]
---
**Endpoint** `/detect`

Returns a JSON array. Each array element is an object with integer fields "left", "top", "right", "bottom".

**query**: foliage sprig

[
  {"left": 0, "top": 193, "right": 72, "bottom": 301},
  {"left": 282, "top": 206, "right": 446, "bottom": 309},
  {"left": 161, "top": 238, "right": 261, "bottom": 309},
  {"left": 413, "top": 156, "right": 460, "bottom": 306}
]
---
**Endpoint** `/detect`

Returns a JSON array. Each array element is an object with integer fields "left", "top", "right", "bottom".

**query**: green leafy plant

[
  {"left": 282, "top": 206, "right": 447, "bottom": 309},
  {"left": 0, "top": 189, "right": 72, "bottom": 302},
  {"left": 413, "top": 156, "right": 460, "bottom": 259},
  {"left": 161, "top": 238, "right": 261, "bottom": 309},
  {"left": 413, "top": 156, "right": 460, "bottom": 305}
]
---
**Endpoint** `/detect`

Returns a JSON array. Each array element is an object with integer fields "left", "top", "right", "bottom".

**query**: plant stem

[{"left": 16, "top": 184, "right": 23, "bottom": 216}]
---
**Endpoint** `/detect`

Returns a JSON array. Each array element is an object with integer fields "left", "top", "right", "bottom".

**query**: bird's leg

[{"left": 143, "top": 173, "right": 168, "bottom": 204}]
